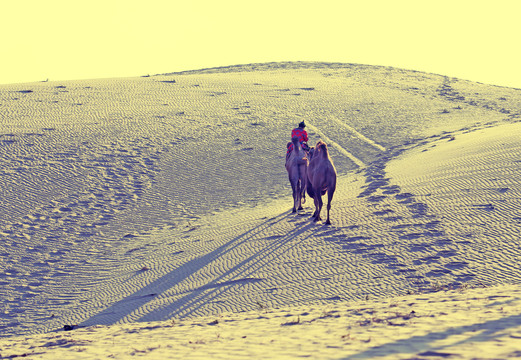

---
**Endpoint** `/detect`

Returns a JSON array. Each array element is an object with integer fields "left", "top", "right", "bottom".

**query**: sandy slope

[
  {"left": 2, "top": 284, "right": 521, "bottom": 359},
  {"left": 1, "top": 62, "right": 521, "bottom": 358},
  {"left": 387, "top": 122, "right": 521, "bottom": 287}
]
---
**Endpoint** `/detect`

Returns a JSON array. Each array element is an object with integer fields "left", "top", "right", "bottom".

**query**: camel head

[{"left": 315, "top": 141, "right": 329, "bottom": 158}]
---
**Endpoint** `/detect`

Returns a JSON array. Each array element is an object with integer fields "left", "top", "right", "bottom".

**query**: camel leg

[
  {"left": 314, "top": 195, "right": 323, "bottom": 222},
  {"left": 325, "top": 185, "right": 336, "bottom": 225},
  {"left": 325, "top": 192, "right": 333, "bottom": 225},
  {"left": 312, "top": 194, "right": 319, "bottom": 219},
  {"left": 297, "top": 180, "right": 304, "bottom": 211},
  {"left": 297, "top": 179, "right": 304, "bottom": 212},
  {"left": 300, "top": 165, "right": 307, "bottom": 206},
  {"left": 298, "top": 185, "right": 306, "bottom": 210},
  {"left": 317, "top": 196, "right": 324, "bottom": 221},
  {"left": 292, "top": 187, "right": 298, "bottom": 213},
  {"left": 289, "top": 174, "right": 298, "bottom": 213},
  {"left": 291, "top": 184, "right": 297, "bottom": 213},
  {"left": 307, "top": 183, "right": 316, "bottom": 218}
]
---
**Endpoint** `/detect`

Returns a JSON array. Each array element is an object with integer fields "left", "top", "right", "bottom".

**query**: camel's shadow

[{"left": 80, "top": 210, "right": 322, "bottom": 327}]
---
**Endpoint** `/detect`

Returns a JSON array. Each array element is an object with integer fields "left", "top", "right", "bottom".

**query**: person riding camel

[{"left": 287, "top": 121, "right": 310, "bottom": 158}]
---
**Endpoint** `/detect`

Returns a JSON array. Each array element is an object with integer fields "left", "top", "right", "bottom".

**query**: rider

[{"left": 287, "top": 121, "right": 310, "bottom": 155}]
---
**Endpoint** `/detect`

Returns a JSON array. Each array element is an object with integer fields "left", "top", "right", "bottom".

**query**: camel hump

[{"left": 317, "top": 141, "right": 329, "bottom": 158}]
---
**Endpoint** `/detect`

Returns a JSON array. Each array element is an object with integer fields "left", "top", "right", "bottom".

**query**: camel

[
  {"left": 307, "top": 140, "right": 337, "bottom": 224},
  {"left": 286, "top": 136, "right": 308, "bottom": 213}
]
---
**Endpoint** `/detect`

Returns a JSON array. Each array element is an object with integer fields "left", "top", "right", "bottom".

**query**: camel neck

[{"left": 291, "top": 137, "right": 302, "bottom": 152}]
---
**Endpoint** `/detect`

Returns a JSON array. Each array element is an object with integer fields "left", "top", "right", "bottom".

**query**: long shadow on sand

[
  {"left": 139, "top": 216, "right": 318, "bottom": 323},
  {"left": 343, "top": 305, "right": 521, "bottom": 359},
  {"left": 81, "top": 210, "right": 319, "bottom": 327}
]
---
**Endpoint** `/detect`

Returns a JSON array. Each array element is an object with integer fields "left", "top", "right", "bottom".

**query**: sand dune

[{"left": 1, "top": 62, "right": 521, "bottom": 358}]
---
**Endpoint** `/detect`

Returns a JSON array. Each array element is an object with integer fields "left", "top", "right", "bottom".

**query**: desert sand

[{"left": 1, "top": 62, "right": 521, "bottom": 359}]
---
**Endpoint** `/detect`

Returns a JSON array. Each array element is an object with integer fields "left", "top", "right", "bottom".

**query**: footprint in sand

[
  {"left": 367, "top": 195, "right": 387, "bottom": 202},
  {"left": 384, "top": 262, "right": 406, "bottom": 270},
  {"left": 383, "top": 216, "right": 403, "bottom": 222},
  {"left": 414, "top": 255, "right": 441, "bottom": 265},
  {"left": 408, "top": 202, "right": 429, "bottom": 217},
  {"left": 370, "top": 254, "right": 398, "bottom": 265},
  {"left": 396, "top": 268, "right": 417, "bottom": 275},
  {"left": 319, "top": 229, "right": 341, "bottom": 236},
  {"left": 395, "top": 193, "right": 413, "bottom": 201},
  {"left": 343, "top": 235, "right": 371, "bottom": 242},
  {"left": 358, "top": 179, "right": 390, "bottom": 197},
  {"left": 424, "top": 220, "right": 441, "bottom": 229},
  {"left": 399, "top": 233, "right": 423, "bottom": 240},
  {"left": 373, "top": 209, "right": 394, "bottom": 216},
  {"left": 456, "top": 273, "right": 476, "bottom": 282},
  {"left": 436, "top": 249, "right": 457, "bottom": 257},
  {"left": 342, "top": 243, "right": 366, "bottom": 251},
  {"left": 382, "top": 185, "right": 401, "bottom": 195},
  {"left": 471, "top": 203, "right": 495, "bottom": 211},
  {"left": 434, "top": 239, "right": 452, "bottom": 246},
  {"left": 25, "top": 245, "right": 47, "bottom": 253},
  {"left": 445, "top": 261, "right": 469, "bottom": 270},
  {"left": 426, "top": 268, "right": 452, "bottom": 277},
  {"left": 408, "top": 244, "right": 430, "bottom": 252},
  {"left": 423, "top": 230, "right": 444, "bottom": 237}
]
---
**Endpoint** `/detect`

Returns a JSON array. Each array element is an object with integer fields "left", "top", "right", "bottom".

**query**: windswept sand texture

[{"left": 1, "top": 62, "right": 521, "bottom": 358}]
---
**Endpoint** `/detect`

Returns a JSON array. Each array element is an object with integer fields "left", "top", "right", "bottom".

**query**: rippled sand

[{"left": 1, "top": 62, "right": 521, "bottom": 358}]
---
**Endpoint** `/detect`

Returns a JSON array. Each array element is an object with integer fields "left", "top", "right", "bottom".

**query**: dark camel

[
  {"left": 307, "top": 141, "right": 337, "bottom": 224},
  {"left": 286, "top": 136, "right": 308, "bottom": 213}
]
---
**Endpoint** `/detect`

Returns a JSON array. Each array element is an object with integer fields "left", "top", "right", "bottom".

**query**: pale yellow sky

[{"left": 2, "top": 0, "right": 520, "bottom": 88}]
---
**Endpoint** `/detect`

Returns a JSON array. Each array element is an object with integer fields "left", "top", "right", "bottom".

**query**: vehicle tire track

[
  {"left": 305, "top": 123, "right": 366, "bottom": 167},
  {"left": 325, "top": 114, "right": 386, "bottom": 152}
]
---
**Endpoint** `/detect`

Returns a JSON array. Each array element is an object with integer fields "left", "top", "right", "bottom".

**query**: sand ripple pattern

[{"left": 1, "top": 64, "right": 521, "bottom": 336}]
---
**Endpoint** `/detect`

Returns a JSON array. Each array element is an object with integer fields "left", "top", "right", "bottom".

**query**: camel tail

[{"left": 292, "top": 136, "right": 307, "bottom": 164}]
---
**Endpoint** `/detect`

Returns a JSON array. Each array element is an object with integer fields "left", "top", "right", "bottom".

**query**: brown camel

[
  {"left": 286, "top": 136, "right": 308, "bottom": 213},
  {"left": 307, "top": 140, "right": 337, "bottom": 224}
]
